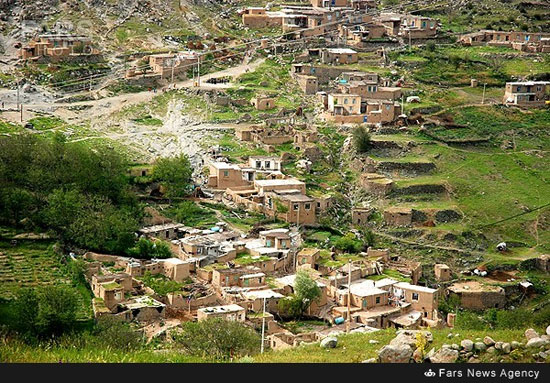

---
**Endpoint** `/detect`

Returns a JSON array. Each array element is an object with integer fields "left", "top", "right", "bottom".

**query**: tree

[
  {"left": 278, "top": 271, "right": 321, "bottom": 319},
  {"left": 13, "top": 286, "right": 79, "bottom": 338},
  {"left": 334, "top": 232, "right": 361, "bottom": 253},
  {"left": 127, "top": 238, "right": 173, "bottom": 259},
  {"left": 152, "top": 154, "right": 193, "bottom": 198},
  {"left": 174, "top": 318, "right": 260, "bottom": 359},
  {"left": 352, "top": 126, "right": 371, "bottom": 153}
]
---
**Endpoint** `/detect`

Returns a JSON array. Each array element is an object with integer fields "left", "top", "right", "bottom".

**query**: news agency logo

[{"left": 425, "top": 369, "right": 436, "bottom": 378}]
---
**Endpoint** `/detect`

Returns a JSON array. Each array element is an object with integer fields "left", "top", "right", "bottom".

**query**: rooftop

[{"left": 198, "top": 304, "right": 245, "bottom": 314}]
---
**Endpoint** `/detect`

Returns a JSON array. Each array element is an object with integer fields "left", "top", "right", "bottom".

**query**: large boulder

[
  {"left": 390, "top": 330, "right": 433, "bottom": 348},
  {"left": 429, "top": 347, "right": 459, "bottom": 363},
  {"left": 461, "top": 339, "right": 474, "bottom": 352},
  {"left": 320, "top": 336, "right": 338, "bottom": 349},
  {"left": 546, "top": 325, "right": 550, "bottom": 337},
  {"left": 526, "top": 337, "right": 548, "bottom": 349},
  {"left": 483, "top": 336, "right": 495, "bottom": 347},
  {"left": 502, "top": 343, "right": 511, "bottom": 354},
  {"left": 525, "top": 328, "right": 539, "bottom": 341},
  {"left": 378, "top": 344, "right": 413, "bottom": 363},
  {"left": 474, "top": 342, "right": 487, "bottom": 352}
]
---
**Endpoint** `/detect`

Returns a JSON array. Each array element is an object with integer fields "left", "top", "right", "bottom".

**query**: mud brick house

[
  {"left": 125, "top": 258, "right": 190, "bottom": 283},
  {"left": 211, "top": 267, "right": 263, "bottom": 289},
  {"left": 208, "top": 162, "right": 251, "bottom": 189},
  {"left": 18, "top": 34, "right": 98, "bottom": 61},
  {"left": 147, "top": 52, "right": 199, "bottom": 78},
  {"left": 179, "top": 232, "right": 239, "bottom": 265},
  {"left": 392, "top": 282, "right": 439, "bottom": 320},
  {"left": 264, "top": 190, "right": 317, "bottom": 225},
  {"left": 340, "top": 23, "right": 387, "bottom": 46},
  {"left": 434, "top": 264, "right": 452, "bottom": 282},
  {"left": 240, "top": 289, "right": 284, "bottom": 313},
  {"left": 138, "top": 223, "right": 186, "bottom": 240},
  {"left": 321, "top": 48, "right": 359, "bottom": 65},
  {"left": 447, "top": 281, "right": 506, "bottom": 310},
  {"left": 295, "top": 74, "right": 319, "bottom": 94},
  {"left": 401, "top": 15, "right": 438, "bottom": 39},
  {"left": 241, "top": 7, "right": 284, "bottom": 28},
  {"left": 296, "top": 248, "right": 321, "bottom": 269},
  {"left": 118, "top": 296, "right": 166, "bottom": 322},
  {"left": 337, "top": 81, "right": 402, "bottom": 101},
  {"left": 197, "top": 304, "right": 246, "bottom": 322},
  {"left": 365, "top": 100, "right": 402, "bottom": 124},
  {"left": 503, "top": 81, "right": 550, "bottom": 107},
  {"left": 260, "top": 229, "right": 292, "bottom": 250},
  {"left": 459, "top": 30, "right": 550, "bottom": 53}
]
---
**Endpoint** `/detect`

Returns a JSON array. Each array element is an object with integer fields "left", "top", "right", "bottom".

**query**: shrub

[
  {"left": 173, "top": 318, "right": 260, "bottom": 359},
  {"left": 352, "top": 126, "right": 371, "bottom": 153}
]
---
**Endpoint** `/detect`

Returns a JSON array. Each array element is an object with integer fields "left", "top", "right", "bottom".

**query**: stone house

[
  {"left": 138, "top": 223, "right": 186, "bottom": 240},
  {"left": 295, "top": 74, "right": 319, "bottom": 94},
  {"left": 459, "top": 30, "right": 550, "bottom": 53},
  {"left": 393, "top": 282, "right": 439, "bottom": 320},
  {"left": 296, "top": 248, "right": 321, "bottom": 268},
  {"left": 401, "top": 15, "right": 438, "bottom": 39},
  {"left": 147, "top": 52, "right": 199, "bottom": 78},
  {"left": 383, "top": 207, "right": 413, "bottom": 226},
  {"left": 351, "top": 206, "right": 373, "bottom": 226},
  {"left": 251, "top": 96, "right": 276, "bottom": 110},
  {"left": 365, "top": 100, "right": 402, "bottom": 124},
  {"left": 535, "top": 254, "right": 550, "bottom": 272},
  {"left": 360, "top": 173, "right": 394, "bottom": 196},
  {"left": 447, "top": 281, "right": 506, "bottom": 310}
]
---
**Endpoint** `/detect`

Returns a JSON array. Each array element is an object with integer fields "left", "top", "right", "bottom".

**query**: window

[
  {"left": 375, "top": 296, "right": 380, "bottom": 304},
  {"left": 352, "top": 98, "right": 356, "bottom": 104},
  {"left": 293, "top": 204, "right": 299, "bottom": 211},
  {"left": 344, "top": 98, "right": 348, "bottom": 104},
  {"left": 422, "top": 21, "right": 426, "bottom": 28},
  {"left": 517, "top": 86, "right": 522, "bottom": 92},
  {"left": 223, "top": 170, "right": 229, "bottom": 177},
  {"left": 362, "top": 299, "right": 367, "bottom": 308},
  {"left": 305, "top": 203, "right": 311, "bottom": 210},
  {"left": 265, "top": 161, "right": 270, "bottom": 168},
  {"left": 256, "top": 160, "right": 261, "bottom": 168},
  {"left": 317, "top": 202, "right": 321, "bottom": 208},
  {"left": 412, "top": 292, "right": 419, "bottom": 301},
  {"left": 385, "top": 104, "right": 391, "bottom": 110}
]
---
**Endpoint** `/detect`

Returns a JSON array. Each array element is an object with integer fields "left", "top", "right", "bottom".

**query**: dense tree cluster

[{"left": 0, "top": 133, "right": 141, "bottom": 254}]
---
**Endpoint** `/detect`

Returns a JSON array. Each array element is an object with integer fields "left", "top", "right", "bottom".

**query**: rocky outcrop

[{"left": 428, "top": 347, "right": 459, "bottom": 363}]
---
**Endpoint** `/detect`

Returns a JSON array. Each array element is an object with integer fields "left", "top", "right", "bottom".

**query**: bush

[
  {"left": 352, "top": 126, "right": 371, "bottom": 153},
  {"left": 14, "top": 286, "right": 79, "bottom": 339},
  {"left": 173, "top": 318, "right": 260, "bottom": 359},
  {"left": 152, "top": 154, "right": 193, "bottom": 198},
  {"left": 127, "top": 238, "right": 173, "bottom": 259},
  {"left": 334, "top": 233, "right": 361, "bottom": 253}
]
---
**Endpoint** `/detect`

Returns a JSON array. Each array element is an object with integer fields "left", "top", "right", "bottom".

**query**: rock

[
  {"left": 451, "top": 344, "right": 460, "bottom": 351},
  {"left": 378, "top": 344, "right": 413, "bottom": 363},
  {"left": 424, "top": 347, "right": 435, "bottom": 361},
  {"left": 502, "top": 343, "right": 511, "bottom": 354},
  {"left": 362, "top": 358, "right": 377, "bottom": 363},
  {"left": 447, "top": 333, "right": 453, "bottom": 338},
  {"left": 494, "top": 342, "right": 502, "bottom": 350},
  {"left": 474, "top": 342, "right": 487, "bottom": 352},
  {"left": 369, "top": 340, "right": 379, "bottom": 344},
  {"left": 429, "top": 347, "right": 459, "bottom": 363},
  {"left": 320, "top": 336, "right": 338, "bottom": 349},
  {"left": 525, "top": 328, "right": 539, "bottom": 340},
  {"left": 487, "top": 346, "right": 496, "bottom": 354},
  {"left": 546, "top": 325, "right": 550, "bottom": 336},
  {"left": 468, "top": 356, "right": 480, "bottom": 363},
  {"left": 390, "top": 330, "right": 433, "bottom": 348},
  {"left": 483, "top": 336, "right": 495, "bottom": 347},
  {"left": 511, "top": 341, "right": 521, "bottom": 350},
  {"left": 526, "top": 337, "right": 548, "bottom": 349},
  {"left": 412, "top": 347, "right": 423, "bottom": 363},
  {"left": 461, "top": 339, "right": 474, "bottom": 352}
]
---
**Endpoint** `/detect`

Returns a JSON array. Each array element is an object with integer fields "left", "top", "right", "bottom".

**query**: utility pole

[
  {"left": 16, "top": 80, "right": 20, "bottom": 112},
  {"left": 409, "top": 30, "right": 412, "bottom": 49},
  {"left": 481, "top": 83, "right": 487, "bottom": 105},
  {"left": 346, "top": 259, "right": 351, "bottom": 333},
  {"left": 260, "top": 297, "right": 266, "bottom": 354},
  {"left": 20, "top": 104, "right": 23, "bottom": 123}
]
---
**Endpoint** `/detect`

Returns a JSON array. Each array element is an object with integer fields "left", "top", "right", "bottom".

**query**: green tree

[
  {"left": 127, "top": 237, "right": 173, "bottom": 259},
  {"left": 352, "top": 126, "right": 371, "bottom": 153},
  {"left": 278, "top": 271, "right": 321, "bottom": 319},
  {"left": 174, "top": 318, "right": 260, "bottom": 359},
  {"left": 152, "top": 154, "right": 193, "bottom": 198},
  {"left": 334, "top": 233, "right": 361, "bottom": 253},
  {"left": 14, "top": 286, "right": 79, "bottom": 338}
]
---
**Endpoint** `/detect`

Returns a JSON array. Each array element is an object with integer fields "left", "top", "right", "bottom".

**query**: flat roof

[
  {"left": 139, "top": 223, "right": 185, "bottom": 233},
  {"left": 242, "top": 289, "right": 284, "bottom": 299},
  {"left": 255, "top": 178, "right": 304, "bottom": 186},
  {"left": 394, "top": 282, "right": 437, "bottom": 294},
  {"left": 198, "top": 304, "right": 245, "bottom": 314},
  {"left": 276, "top": 274, "right": 326, "bottom": 288},
  {"left": 211, "top": 161, "right": 241, "bottom": 170},
  {"left": 327, "top": 48, "right": 357, "bottom": 54}
]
